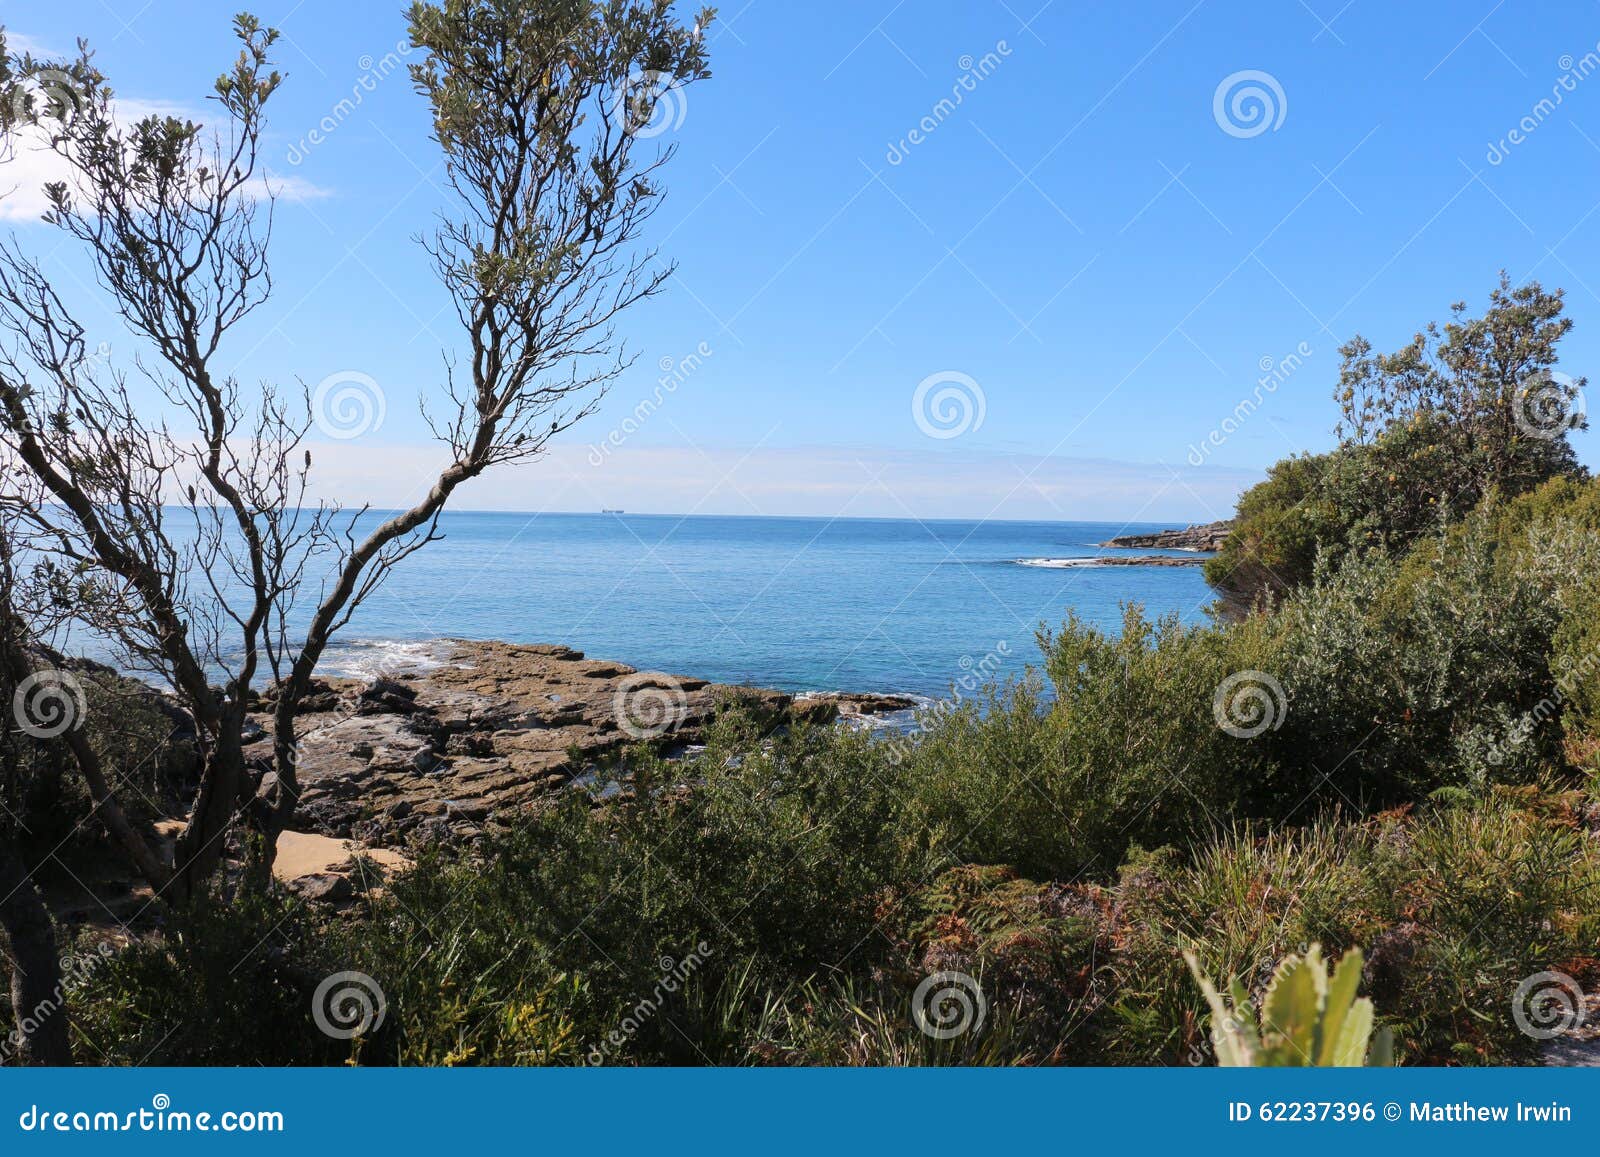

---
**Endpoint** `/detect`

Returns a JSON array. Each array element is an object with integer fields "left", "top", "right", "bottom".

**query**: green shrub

[
  {"left": 72, "top": 892, "right": 333, "bottom": 1066},
  {"left": 902, "top": 607, "right": 1285, "bottom": 880},
  {"left": 324, "top": 715, "right": 929, "bottom": 1065},
  {"left": 1106, "top": 826, "right": 1384, "bottom": 1064},
  {"left": 1369, "top": 793, "right": 1600, "bottom": 1063}
]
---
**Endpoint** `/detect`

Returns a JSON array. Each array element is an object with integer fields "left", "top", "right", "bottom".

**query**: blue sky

[{"left": 5, "top": 0, "right": 1599, "bottom": 522}]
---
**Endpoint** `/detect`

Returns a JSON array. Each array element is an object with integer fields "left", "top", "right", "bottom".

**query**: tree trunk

[
  {"left": 0, "top": 847, "right": 72, "bottom": 1066},
  {"left": 170, "top": 731, "right": 247, "bottom": 906}
]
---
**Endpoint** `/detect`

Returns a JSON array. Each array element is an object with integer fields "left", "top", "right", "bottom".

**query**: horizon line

[{"left": 168, "top": 505, "right": 1221, "bottom": 528}]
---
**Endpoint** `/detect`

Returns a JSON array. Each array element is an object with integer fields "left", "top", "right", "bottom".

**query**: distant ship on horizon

[{"left": 602, "top": 508, "right": 625, "bottom": 514}]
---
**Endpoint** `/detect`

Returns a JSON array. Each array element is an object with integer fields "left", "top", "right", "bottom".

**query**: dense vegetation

[
  {"left": 1206, "top": 277, "right": 1586, "bottom": 607},
  {"left": 35, "top": 279, "right": 1598, "bottom": 1065}
]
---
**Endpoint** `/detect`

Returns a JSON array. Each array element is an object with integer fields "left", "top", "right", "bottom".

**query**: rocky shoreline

[
  {"left": 249, "top": 640, "right": 917, "bottom": 856},
  {"left": 1098, "top": 520, "right": 1232, "bottom": 552}
]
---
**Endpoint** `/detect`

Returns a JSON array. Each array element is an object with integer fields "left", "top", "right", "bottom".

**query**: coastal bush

[
  {"left": 1374, "top": 792, "right": 1600, "bottom": 1064},
  {"left": 1103, "top": 826, "right": 1384, "bottom": 1064},
  {"left": 1268, "top": 517, "right": 1568, "bottom": 803},
  {"left": 59, "top": 754, "right": 1597, "bottom": 1068},
  {"left": 899, "top": 507, "right": 1588, "bottom": 889},
  {"left": 72, "top": 893, "right": 333, "bottom": 1066},
  {"left": 323, "top": 715, "right": 930, "bottom": 1064},
  {"left": 1208, "top": 277, "right": 1587, "bottom": 608},
  {"left": 321, "top": 846, "right": 592, "bottom": 1066},
  {"left": 901, "top": 607, "right": 1285, "bottom": 880},
  {"left": 1096, "top": 789, "right": 1600, "bottom": 1067},
  {"left": 1203, "top": 446, "right": 1367, "bottom": 605},
  {"left": 738, "top": 972, "right": 1038, "bottom": 1066}
]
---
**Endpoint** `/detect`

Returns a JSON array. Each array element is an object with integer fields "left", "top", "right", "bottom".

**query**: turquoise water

[{"left": 316, "top": 512, "right": 1215, "bottom": 698}]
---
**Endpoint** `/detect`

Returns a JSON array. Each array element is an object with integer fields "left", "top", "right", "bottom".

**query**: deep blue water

[{"left": 309, "top": 512, "right": 1215, "bottom": 698}]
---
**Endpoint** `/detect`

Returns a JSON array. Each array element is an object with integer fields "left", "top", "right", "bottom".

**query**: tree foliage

[
  {"left": 1207, "top": 276, "right": 1587, "bottom": 606},
  {"left": 0, "top": 3, "right": 712, "bottom": 905}
]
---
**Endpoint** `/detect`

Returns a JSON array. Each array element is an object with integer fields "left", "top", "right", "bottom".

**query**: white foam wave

[
  {"left": 317, "top": 638, "right": 451, "bottom": 680},
  {"left": 1014, "top": 557, "right": 1098, "bottom": 568}
]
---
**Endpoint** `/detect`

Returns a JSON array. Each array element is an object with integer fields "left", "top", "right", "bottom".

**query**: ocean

[{"left": 307, "top": 512, "right": 1216, "bottom": 699}]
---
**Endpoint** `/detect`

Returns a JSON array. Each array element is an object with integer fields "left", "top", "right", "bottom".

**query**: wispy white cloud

[
  {"left": 2, "top": 31, "right": 64, "bottom": 59},
  {"left": 250, "top": 171, "right": 333, "bottom": 204},
  {"left": 294, "top": 439, "right": 1261, "bottom": 524},
  {"left": 0, "top": 96, "right": 332, "bottom": 223}
]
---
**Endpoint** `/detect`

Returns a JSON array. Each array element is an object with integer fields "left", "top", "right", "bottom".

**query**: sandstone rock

[
  {"left": 290, "top": 872, "right": 354, "bottom": 903},
  {"left": 248, "top": 640, "right": 914, "bottom": 849},
  {"left": 1099, "top": 520, "right": 1232, "bottom": 552},
  {"left": 807, "top": 691, "right": 919, "bottom": 716}
]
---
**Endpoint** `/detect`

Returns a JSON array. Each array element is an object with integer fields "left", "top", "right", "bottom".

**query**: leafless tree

[{"left": 0, "top": 1, "right": 712, "bottom": 906}]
